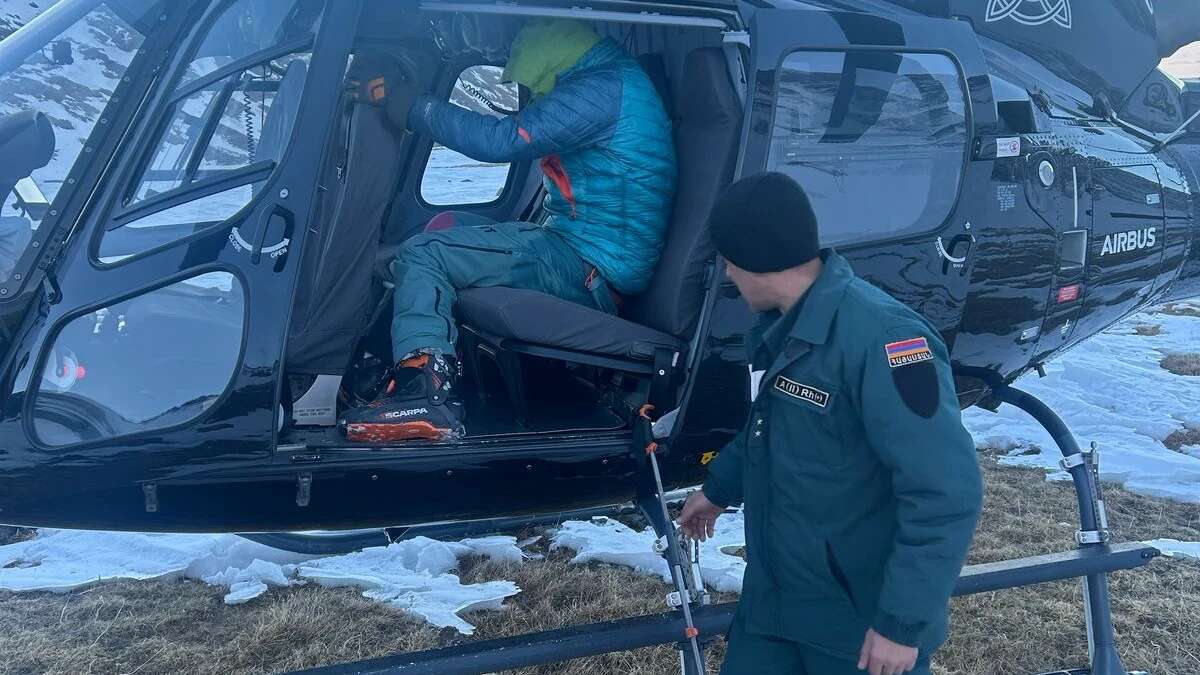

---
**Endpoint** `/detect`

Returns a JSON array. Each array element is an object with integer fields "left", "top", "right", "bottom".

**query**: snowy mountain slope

[
  {"left": 0, "top": 0, "right": 137, "bottom": 208},
  {"left": 1161, "top": 41, "right": 1200, "bottom": 79},
  {"left": 0, "top": 0, "right": 53, "bottom": 40}
]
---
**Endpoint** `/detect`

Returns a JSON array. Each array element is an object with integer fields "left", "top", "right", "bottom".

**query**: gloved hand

[{"left": 345, "top": 49, "right": 432, "bottom": 131}]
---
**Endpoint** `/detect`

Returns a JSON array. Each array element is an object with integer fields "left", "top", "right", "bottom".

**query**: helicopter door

[
  {"left": 1072, "top": 164, "right": 1166, "bottom": 340},
  {"left": 736, "top": 6, "right": 992, "bottom": 330},
  {"left": 0, "top": 0, "right": 361, "bottom": 512}
]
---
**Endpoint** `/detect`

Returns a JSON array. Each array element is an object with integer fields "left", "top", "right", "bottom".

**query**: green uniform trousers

[
  {"left": 390, "top": 220, "right": 618, "bottom": 362},
  {"left": 721, "top": 609, "right": 931, "bottom": 675}
]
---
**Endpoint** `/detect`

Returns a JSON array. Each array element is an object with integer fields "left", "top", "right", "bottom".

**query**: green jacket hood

[{"left": 501, "top": 18, "right": 601, "bottom": 96}]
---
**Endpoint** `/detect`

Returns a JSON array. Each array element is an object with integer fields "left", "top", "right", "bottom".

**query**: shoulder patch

[
  {"left": 885, "top": 337, "right": 934, "bottom": 368},
  {"left": 892, "top": 362, "right": 940, "bottom": 418},
  {"left": 774, "top": 376, "right": 830, "bottom": 409}
]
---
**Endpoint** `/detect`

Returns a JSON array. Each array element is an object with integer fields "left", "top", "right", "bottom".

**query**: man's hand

[
  {"left": 857, "top": 628, "right": 918, "bottom": 675},
  {"left": 678, "top": 491, "right": 725, "bottom": 541}
]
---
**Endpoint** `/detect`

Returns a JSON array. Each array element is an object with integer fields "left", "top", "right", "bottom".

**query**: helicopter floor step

[{"left": 284, "top": 387, "right": 625, "bottom": 447}]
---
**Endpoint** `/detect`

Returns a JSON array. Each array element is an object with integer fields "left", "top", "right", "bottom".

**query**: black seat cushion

[{"left": 456, "top": 287, "right": 681, "bottom": 361}]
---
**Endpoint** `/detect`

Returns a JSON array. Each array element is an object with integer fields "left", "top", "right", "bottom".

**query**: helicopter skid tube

[
  {"left": 238, "top": 502, "right": 643, "bottom": 555},
  {"left": 290, "top": 542, "right": 1159, "bottom": 675}
]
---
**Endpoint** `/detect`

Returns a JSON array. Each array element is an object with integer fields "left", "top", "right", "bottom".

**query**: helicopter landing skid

[{"left": 991, "top": 385, "right": 1133, "bottom": 675}]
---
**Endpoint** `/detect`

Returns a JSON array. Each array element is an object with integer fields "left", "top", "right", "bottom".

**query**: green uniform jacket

[{"left": 703, "top": 250, "right": 983, "bottom": 659}]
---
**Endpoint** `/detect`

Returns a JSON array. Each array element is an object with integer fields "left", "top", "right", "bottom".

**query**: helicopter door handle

[
  {"left": 937, "top": 234, "right": 974, "bottom": 275},
  {"left": 251, "top": 204, "right": 292, "bottom": 265}
]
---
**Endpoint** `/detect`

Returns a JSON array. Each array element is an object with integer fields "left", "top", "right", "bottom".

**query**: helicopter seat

[
  {"left": 455, "top": 47, "right": 742, "bottom": 422},
  {"left": 287, "top": 79, "right": 404, "bottom": 377}
]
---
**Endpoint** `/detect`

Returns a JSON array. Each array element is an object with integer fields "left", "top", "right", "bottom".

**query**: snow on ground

[
  {"left": 0, "top": 530, "right": 523, "bottom": 634},
  {"left": 551, "top": 514, "right": 746, "bottom": 593},
  {"left": 1144, "top": 538, "right": 1200, "bottom": 561},
  {"left": 963, "top": 305, "right": 1200, "bottom": 504}
]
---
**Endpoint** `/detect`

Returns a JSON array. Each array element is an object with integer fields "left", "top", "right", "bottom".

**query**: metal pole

[
  {"left": 645, "top": 447, "right": 706, "bottom": 674},
  {"left": 992, "top": 385, "right": 1124, "bottom": 675}
]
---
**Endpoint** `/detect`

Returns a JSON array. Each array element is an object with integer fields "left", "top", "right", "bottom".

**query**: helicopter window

[
  {"left": 104, "top": 24, "right": 315, "bottom": 262},
  {"left": 29, "top": 271, "right": 246, "bottom": 448},
  {"left": 177, "top": 0, "right": 324, "bottom": 90},
  {"left": 768, "top": 51, "right": 968, "bottom": 247},
  {"left": 0, "top": 1, "right": 160, "bottom": 283},
  {"left": 419, "top": 65, "right": 517, "bottom": 206},
  {"left": 97, "top": 183, "right": 262, "bottom": 263},
  {"left": 127, "top": 51, "right": 312, "bottom": 203}
]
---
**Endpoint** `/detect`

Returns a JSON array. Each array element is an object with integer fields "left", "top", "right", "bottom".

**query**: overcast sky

[{"left": 1162, "top": 42, "right": 1200, "bottom": 79}]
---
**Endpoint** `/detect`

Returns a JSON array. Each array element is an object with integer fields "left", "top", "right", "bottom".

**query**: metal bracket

[
  {"left": 666, "top": 590, "right": 691, "bottom": 608},
  {"left": 1059, "top": 452, "right": 1087, "bottom": 470},
  {"left": 295, "top": 472, "right": 312, "bottom": 507},
  {"left": 1075, "top": 529, "right": 1111, "bottom": 546},
  {"left": 721, "top": 30, "right": 750, "bottom": 46},
  {"left": 142, "top": 484, "right": 158, "bottom": 513}
]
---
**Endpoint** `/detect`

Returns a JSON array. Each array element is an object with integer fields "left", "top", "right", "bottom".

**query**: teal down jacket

[{"left": 408, "top": 38, "right": 677, "bottom": 295}]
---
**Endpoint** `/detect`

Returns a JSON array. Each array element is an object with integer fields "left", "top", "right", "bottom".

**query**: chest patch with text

[
  {"left": 774, "top": 376, "right": 830, "bottom": 408},
  {"left": 885, "top": 337, "right": 933, "bottom": 368}
]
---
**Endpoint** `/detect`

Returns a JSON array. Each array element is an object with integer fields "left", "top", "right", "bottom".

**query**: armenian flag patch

[{"left": 885, "top": 337, "right": 933, "bottom": 368}]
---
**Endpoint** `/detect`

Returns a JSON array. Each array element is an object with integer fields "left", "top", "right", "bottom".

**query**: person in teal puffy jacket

[{"left": 341, "top": 19, "right": 677, "bottom": 443}]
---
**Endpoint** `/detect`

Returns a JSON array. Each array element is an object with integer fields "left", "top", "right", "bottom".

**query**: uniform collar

[
  {"left": 787, "top": 249, "right": 853, "bottom": 346},
  {"left": 748, "top": 249, "right": 852, "bottom": 360}
]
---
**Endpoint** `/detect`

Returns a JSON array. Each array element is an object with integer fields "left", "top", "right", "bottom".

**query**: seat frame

[{"left": 459, "top": 324, "right": 677, "bottom": 426}]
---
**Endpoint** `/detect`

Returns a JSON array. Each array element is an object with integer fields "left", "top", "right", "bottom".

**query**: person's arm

[
  {"left": 408, "top": 70, "right": 622, "bottom": 164},
  {"left": 858, "top": 323, "right": 984, "bottom": 648}
]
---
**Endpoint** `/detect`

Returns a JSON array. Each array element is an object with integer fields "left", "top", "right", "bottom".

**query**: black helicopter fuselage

[{"left": 0, "top": 0, "right": 1198, "bottom": 533}]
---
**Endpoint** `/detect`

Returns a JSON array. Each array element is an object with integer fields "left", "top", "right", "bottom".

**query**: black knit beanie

[{"left": 707, "top": 172, "right": 820, "bottom": 273}]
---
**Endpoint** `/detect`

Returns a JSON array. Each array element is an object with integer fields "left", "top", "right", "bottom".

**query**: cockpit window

[
  {"left": 31, "top": 271, "right": 246, "bottom": 447},
  {"left": 768, "top": 51, "right": 969, "bottom": 247},
  {"left": 0, "top": 0, "right": 161, "bottom": 284},
  {"left": 128, "top": 51, "right": 311, "bottom": 202},
  {"left": 103, "top": 0, "right": 324, "bottom": 262},
  {"left": 178, "top": 0, "right": 324, "bottom": 88}
]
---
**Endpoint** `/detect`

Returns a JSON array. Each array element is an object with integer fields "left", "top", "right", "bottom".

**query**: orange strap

[{"left": 540, "top": 154, "right": 577, "bottom": 218}]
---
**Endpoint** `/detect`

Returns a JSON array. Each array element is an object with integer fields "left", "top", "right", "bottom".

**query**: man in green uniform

[{"left": 679, "top": 172, "right": 983, "bottom": 675}]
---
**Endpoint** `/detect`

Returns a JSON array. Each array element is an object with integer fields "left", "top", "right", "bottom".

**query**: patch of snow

[
  {"left": 550, "top": 514, "right": 746, "bottom": 594},
  {"left": 0, "top": 529, "right": 312, "bottom": 601},
  {"left": 1144, "top": 538, "right": 1200, "bottom": 561},
  {"left": 964, "top": 305, "right": 1200, "bottom": 504},
  {"left": 297, "top": 536, "right": 522, "bottom": 634},
  {"left": 0, "top": 529, "right": 523, "bottom": 633}
]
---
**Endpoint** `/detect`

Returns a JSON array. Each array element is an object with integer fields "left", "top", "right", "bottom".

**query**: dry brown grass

[
  {"left": 0, "top": 460, "right": 1197, "bottom": 675},
  {"left": 940, "top": 460, "right": 1200, "bottom": 675},
  {"left": 1157, "top": 303, "right": 1200, "bottom": 318},
  {"left": 1160, "top": 352, "right": 1200, "bottom": 376},
  {"left": 1163, "top": 427, "right": 1200, "bottom": 452},
  {"left": 0, "top": 527, "right": 35, "bottom": 547},
  {"left": 1133, "top": 323, "right": 1163, "bottom": 336}
]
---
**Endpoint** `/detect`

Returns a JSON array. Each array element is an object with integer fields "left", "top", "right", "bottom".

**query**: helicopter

[
  {"left": 2, "top": 2, "right": 1197, "bottom": 673},
  {"left": 0, "top": 0, "right": 1196, "bottom": 540}
]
